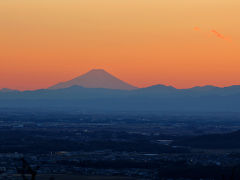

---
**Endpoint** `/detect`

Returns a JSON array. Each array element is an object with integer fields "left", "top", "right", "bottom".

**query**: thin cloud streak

[
  {"left": 194, "top": 27, "right": 200, "bottom": 31},
  {"left": 194, "top": 27, "right": 231, "bottom": 42},
  {"left": 211, "top": 30, "right": 225, "bottom": 39}
]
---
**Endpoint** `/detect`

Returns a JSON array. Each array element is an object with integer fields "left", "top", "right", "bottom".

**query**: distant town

[{"left": 1, "top": 109, "right": 240, "bottom": 179}]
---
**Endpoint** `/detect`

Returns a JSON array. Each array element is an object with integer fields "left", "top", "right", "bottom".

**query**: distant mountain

[
  {"left": 185, "top": 85, "right": 240, "bottom": 96},
  {"left": 1, "top": 81, "right": 240, "bottom": 112},
  {"left": 49, "top": 69, "right": 137, "bottom": 90},
  {"left": 0, "top": 88, "right": 18, "bottom": 92}
]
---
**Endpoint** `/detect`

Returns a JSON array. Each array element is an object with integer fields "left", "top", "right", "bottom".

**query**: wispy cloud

[
  {"left": 211, "top": 30, "right": 225, "bottom": 39},
  {"left": 194, "top": 27, "right": 200, "bottom": 31},
  {"left": 194, "top": 27, "right": 231, "bottom": 42}
]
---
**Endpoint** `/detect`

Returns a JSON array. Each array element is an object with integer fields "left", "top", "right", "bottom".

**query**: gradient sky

[{"left": 1, "top": 0, "right": 240, "bottom": 90}]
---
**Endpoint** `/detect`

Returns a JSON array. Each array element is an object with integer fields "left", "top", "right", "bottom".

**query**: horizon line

[{"left": 2, "top": 84, "right": 240, "bottom": 92}]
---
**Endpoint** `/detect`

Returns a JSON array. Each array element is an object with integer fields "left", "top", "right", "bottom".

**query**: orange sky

[{"left": 1, "top": 0, "right": 240, "bottom": 90}]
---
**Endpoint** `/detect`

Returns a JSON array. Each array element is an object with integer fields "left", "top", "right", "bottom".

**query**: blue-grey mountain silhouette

[
  {"left": 1, "top": 71, "right": 240, "bottom": 112},
  {"left": 0, "top": 88, "right": 18, "bottom": 92}
]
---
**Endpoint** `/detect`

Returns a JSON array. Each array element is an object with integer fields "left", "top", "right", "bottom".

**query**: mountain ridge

[
  {"left": 0, "top": 88, "right": 18, "bottom": 92},
  {"left": 1, "top": 69, "right": 240, "bottom": 112},
  {"left": 1, "top": 84, "right": 240, "bottom": 112}
]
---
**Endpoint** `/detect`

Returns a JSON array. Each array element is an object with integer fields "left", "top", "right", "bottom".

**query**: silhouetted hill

[
  {"left": 0, "top": 88, "right": 18, "bottom": 92},
  {"left": 185, "top": 85, "right": 240, "bottom": 96}
]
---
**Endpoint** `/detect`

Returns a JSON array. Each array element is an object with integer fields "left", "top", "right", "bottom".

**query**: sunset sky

[{"left": 0, "top": 0, "right": 240, "bottom": 90}]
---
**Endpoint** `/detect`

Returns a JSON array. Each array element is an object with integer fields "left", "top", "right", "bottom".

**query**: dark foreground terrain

[
  {"left": 19, "top": 175, "right": 136, "bottom": 180},
  {"left": 1, "top": 109, "right": 240, "bottom": 179}
]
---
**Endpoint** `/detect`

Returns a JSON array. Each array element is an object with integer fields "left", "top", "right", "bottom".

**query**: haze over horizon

[
  {"left": 1, "top": 68, "right": 240, "bottom": 91},
  {"left": 1, "top": 0, "right": 240, "bottom": 90}
]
